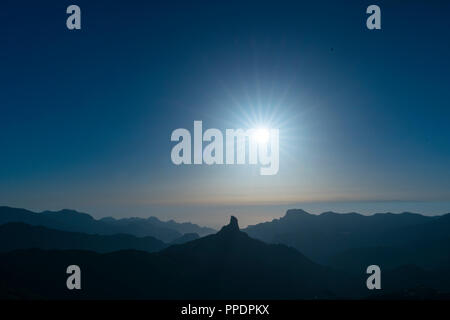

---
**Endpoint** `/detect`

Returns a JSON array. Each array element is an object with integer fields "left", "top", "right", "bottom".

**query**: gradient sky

[{"left": 1, "top": 0, "right": 449, "bottom": 227}]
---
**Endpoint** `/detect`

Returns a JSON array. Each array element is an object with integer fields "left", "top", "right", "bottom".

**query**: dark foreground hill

[
  {"left": 0, "top": 206, "right": 214, "bottom": 242},
  {"left": 0, "top": 217, "right": 362, "bottom": 300},
  {"left": 0, "top": 223, "right": 167, "bottom": 253}
]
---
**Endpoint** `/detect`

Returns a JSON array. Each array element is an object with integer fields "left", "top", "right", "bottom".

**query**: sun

[{"left": 253, "top": 127, "right": 270, "bottom": 144}]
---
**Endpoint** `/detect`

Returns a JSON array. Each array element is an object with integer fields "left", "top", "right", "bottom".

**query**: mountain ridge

[
  {"left": 0, "top": 206, "right": 215, "bottom": 242},
  {"left": 243, "top": 208, "right": 447, "bottom": 264},
  {"left": 0, "top": 222, "right": 168, "bottom": 253}
]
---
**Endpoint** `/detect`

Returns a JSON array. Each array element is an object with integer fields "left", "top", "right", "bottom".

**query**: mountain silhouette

[
  {"left": 243, "top": 209, "right": 443, "bottom": 264},
  {"left": 0, "top": 216, "right": 361, "bottom": 299},
  {"left": 0, "top": 223, "right": 167, "bottom": 253},
  {"left": 2, "top": 208, "right": 450, "bottom": 299},
  {"left": 0, "top": 206, "right": 214, "bottom": 242},
  {"left": 99, "top": 216, "right": 215, "bottom": 237}
]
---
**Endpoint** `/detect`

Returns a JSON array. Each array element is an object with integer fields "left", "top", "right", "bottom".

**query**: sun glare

[{"left": 253, "top": 128, "right": 270, "bottom": 144}]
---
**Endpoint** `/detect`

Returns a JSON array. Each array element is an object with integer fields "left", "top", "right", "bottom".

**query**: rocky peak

[{"left": 218, "top": 216, "right": 240, "bottom": 234}]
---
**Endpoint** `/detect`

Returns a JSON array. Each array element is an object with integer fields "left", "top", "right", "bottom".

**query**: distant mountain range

[
  {"left": 0, "top": 206, "right": 215, "bottom": 242},
  {"left": 0, "top": 222, "right": 201, "bottom": 253},
  {"left": 99, "top": 216, "right": 215, "bottom": 237},
  {"left": 243, "top": 209, "right": 450, "bottom": 268}
]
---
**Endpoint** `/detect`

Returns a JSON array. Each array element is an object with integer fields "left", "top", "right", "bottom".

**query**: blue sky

[{"left": 1, "top": 0, "right": 449, "bottom": 227}]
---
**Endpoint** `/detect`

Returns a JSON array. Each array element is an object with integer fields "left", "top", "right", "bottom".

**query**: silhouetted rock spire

[
  {"left": 218, "top": 216, "right": 240, "bottom": 234},
  {"left": 229, "top": 216, "right": 239, "bottom": 230}
]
